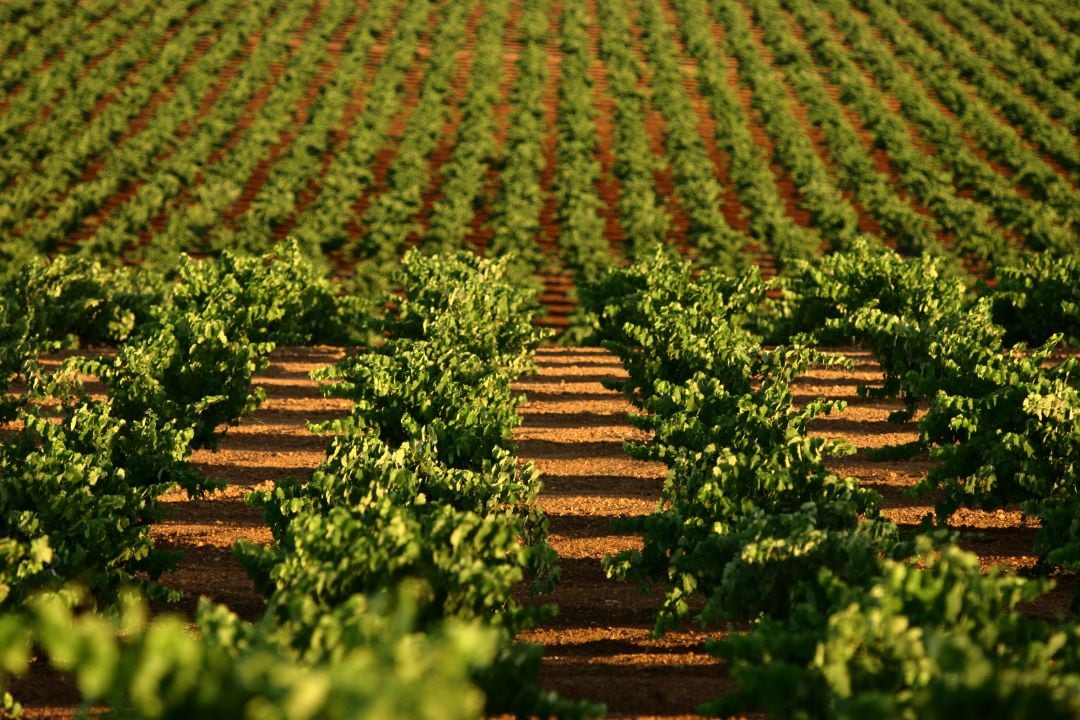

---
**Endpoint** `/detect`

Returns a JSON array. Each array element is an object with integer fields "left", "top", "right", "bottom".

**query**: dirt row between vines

[{"left": 16, "top": 345, "right": 1071, "bottom": 718}]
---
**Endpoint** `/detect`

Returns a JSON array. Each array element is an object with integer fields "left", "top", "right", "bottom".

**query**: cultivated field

[
  {"left": 3, "top": 0, "right": 1079, "bottom": 309},
  {"left": 1, "top": 0, "right": 1079, "bottom": 717}
]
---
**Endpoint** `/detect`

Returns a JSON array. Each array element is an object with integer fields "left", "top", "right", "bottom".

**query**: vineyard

[{"left": 1, "top": 0, "right": 1079, "bottom": 717}]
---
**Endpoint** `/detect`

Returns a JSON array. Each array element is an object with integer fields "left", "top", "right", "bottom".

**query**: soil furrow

[
  {"left": 581, "top": 0, "right": 628, "bottom": 254},
  {"left": 464, "top": 0, "right": 524, "bottom": 255},
  {"left": 514, "top": 348, "right": 728, "bottom": 718},
  {"left": 408, "top": 1, "right": 489, "bottom": 247},
  {"left": 274, "top": 0, "right": 411, "bottom": 241}
]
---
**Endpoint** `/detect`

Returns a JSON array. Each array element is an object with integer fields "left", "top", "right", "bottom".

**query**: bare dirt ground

[
  {"left": 513, "top": 348, "right": 730, "bottom": 718},
  {"left": 15, "top": 345, "right": 1072, "bottom": 718}
]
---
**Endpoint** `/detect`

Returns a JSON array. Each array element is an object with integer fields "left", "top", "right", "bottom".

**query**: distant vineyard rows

[{"left": 0, "top": 0, "right": 1077, "bottom": 296}]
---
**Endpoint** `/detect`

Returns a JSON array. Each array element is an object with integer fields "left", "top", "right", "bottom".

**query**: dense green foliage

[
  {"left": 991, "top": 252, "right": 1080, "bottom": 346},
  {"left": 584, "top": 247, "right": 1080, "bottom": 715},
  {"left": 0, "top": 585, "right": 499, "bottom": 720},
  {"left": 0, "top": 242, "right": 352, "bottom": 610},
  {"left": 0, "top": 250, "right": 597, "bottom": 718},
  {"left": 776, "top": 243, "right": 1080, "bottom": 576},
  {"left": 237, "top": 252, "right": 594, "bottom": 718},
  {"left": 713, "top": 542, "right": 1080, "bottom": 719}
]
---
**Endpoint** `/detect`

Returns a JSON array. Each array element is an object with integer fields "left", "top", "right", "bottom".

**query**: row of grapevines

[
  {"left": 103, "top": 0, "right": 396, "bottom": 262},
  {"left": 3, "top": 0, "right": 279, "bottom": 264},
  {"left": 582, "top": 246, "right": 882, "bottom": 633},
  {"left": 667, "top": 0, "right": 819, "bottom": 268},
  {"left": 847, "top": 0, "right": 1080, "bottom": 223},
  {"left": 779, "top": 238, "right": 984, "bottom": 420},
  {"left": 552, "top": 0, "right": 612, "bottom": 286},
  {"left": 892, "top": 0, "right": 1080, "bottom": 174},
  {"left": 288, "top": 0, "right": 435, "bottom": 257},
  {"left": 145, "top": 0, "right": 362, "bottom": 261},
  {"left": 0, "top": 0, "right": 239, "bottom": 246},
  {"left": 712, "top": 0, "right": 863, "bottom": 253},
  {"left": 0, "top": 0, "right": 165, "bottom": 178},
  {"left": 487, "top": 0, "right": 551, "bottom": 281},
  {"left": 777, "top": 0, "right": 1015, "bottom": 264},
  {"left": 0, "top": 584, "right": 499, "bottom": 720},
  {"left": 350, "top": 0, "right": 475, "bottom": 268},
  {"left": 993, "top": 253, "right": 1080, "bottom": 346},
  {"left": 584, "top": 246, "right": 1080, "bottom": 716},
  {"left": 634, "top": 0, "right": 746, "bottom": 269},
  {"left": 963, "top": 0, "right": 1080, "bottom": 92},
  {"left": 814, "top": 0, "right": 1077, "bottom": 254},
  {"left": 221, "top": 0, "right": 403, "bottom": 251},
  {"left": 420, "top": 0, "right": 511, "bottom": 255},
  {"left": 780, "top": 240, "right": 1078, "bottom": 410},
  {"left": 927, "top": 0, "right": 1080, "bottom": 134},
  {"left": 72, "top": 0, "right": 297, "bottom": 261},
  {"left": 717, "top": 538, "right": 1080, "bottom": 718},
  {"left": 595, "top": 0, "right": 672, "bottom": 260},
  {"left": 1, "top": 249, "right": 568, "bottom": 718},
  {"left": 0, "top": 0, "right": 142, "bottom": 148},
  {"left": 0, "top": 0, "right": 103, "bottom": 65},
  {"left": 780, "top": 241, "right": 1080, "bottom": 601},
  {"left": 20, "top": 0, "right": 399, "bottom": 266},
  {"left": 235, "top": 251, "right": 601, "bottom": 717},
  {"left": 0, "top": 241, "right": 352, "bottom": 611},
  {"left": 751, "top": 0, "right": 989, "bottom": 262}
]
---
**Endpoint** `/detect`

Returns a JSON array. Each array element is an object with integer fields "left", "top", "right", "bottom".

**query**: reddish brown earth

[
  {"left": 14, "top": 345, "right": 1071, "bottom": 718},
  {"left": 582, "top": 0, "right": 629, "bottom": 253},
  {"left": 625, "top": 3, "right": 693, "bottom": 255},
  {"left": 513, "top": 348, "right": 729, "bottom": 718},
  {"left": 710, "top": 10, "right": 815, "bottom": 237},
  {"left": 537, "top": 0, "right": 565, "bottom": 264},
  {"left": 738, "top": 3, "right": 882, "bottom": 240},
  {"left": 655, "top": 0, "right": 749, "bottom": 237},
  {"left": 65, "top": 3, "right": 286, "bottom": 249}
]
